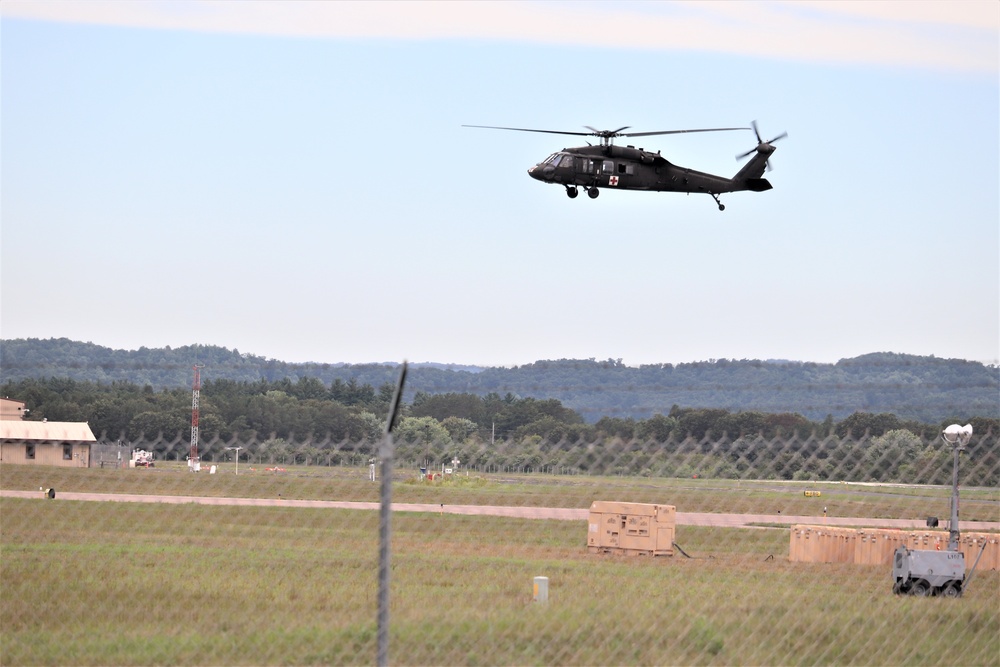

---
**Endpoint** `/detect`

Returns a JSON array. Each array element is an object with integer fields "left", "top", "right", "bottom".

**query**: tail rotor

[{"left": 737, "top": 120, "right": 787, "bottom": 171}]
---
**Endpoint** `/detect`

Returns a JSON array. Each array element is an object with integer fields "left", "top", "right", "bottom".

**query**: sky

[{"left": 1, "top": 1, "right": 998, "bottom": 368}]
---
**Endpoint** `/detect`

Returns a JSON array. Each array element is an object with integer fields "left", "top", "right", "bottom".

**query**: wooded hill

[{"left": 1, "top": 338, "right": 997, "bottom": 423}]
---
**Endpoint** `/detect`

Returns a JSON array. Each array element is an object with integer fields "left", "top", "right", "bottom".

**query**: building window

[
  {"left": 63, "top": 444, "right": 73, "bottom": 460},
  {"left": 26, "top": 444, "right": 35, "bottom": 460}
]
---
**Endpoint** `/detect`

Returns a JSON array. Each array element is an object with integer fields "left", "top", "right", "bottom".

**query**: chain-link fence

[
  {"left": 66, "top": 427, "right": 1000, "bottom": 488},
  {"left": 2, "top": 424, "right": 998, "bottom": 666}
]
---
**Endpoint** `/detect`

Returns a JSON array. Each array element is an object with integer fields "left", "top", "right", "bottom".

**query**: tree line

[{"left": 5, "top": 376, "right": 998, "bottom": 486}]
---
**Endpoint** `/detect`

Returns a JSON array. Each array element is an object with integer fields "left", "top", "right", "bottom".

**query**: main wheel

[
  {"left": 587, "top": 187, "right": 600, "bottom": 199},
  {"left": 566, "top": 187, "right": 579, "bottom": 199},
  {"left": 940, "top": 583, "right": 962, "bottom": 598}
]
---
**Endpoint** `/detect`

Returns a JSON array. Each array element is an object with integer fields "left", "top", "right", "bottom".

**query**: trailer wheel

[
  {"left": 909, "top": 580, "right": 930, "bottom": 597},
  {"left": 940, "top": 583, "right": 962, "bottom": 598}
]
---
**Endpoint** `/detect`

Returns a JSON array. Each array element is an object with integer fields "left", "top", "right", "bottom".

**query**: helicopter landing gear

[
  {"left": 587, "top": 187, "right": 600, "bottom": 199},
  {"left": 565, "top": 186, "right": 579, "bottom": 199},
  {"left": 709, "top": 192, "right": 725, "bottom": 211}
]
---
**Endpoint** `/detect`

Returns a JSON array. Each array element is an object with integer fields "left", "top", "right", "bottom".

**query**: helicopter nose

[{"left": 528, "top": 164, "right": 552, "bottom": 182}]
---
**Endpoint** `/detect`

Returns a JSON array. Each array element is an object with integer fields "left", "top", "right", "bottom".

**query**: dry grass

[{"left": 2, "top": 492, "right": 998, "bottom": 666}]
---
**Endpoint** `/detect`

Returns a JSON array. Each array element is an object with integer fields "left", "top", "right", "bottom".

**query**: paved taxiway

[{"left": 3, "top": 490, "right": 998, "bottom": 530}]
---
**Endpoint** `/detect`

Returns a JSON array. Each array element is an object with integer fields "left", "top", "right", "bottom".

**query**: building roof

[
  {"left": 1, "top": 398, "right": 29, "bottom": 421},
  {"left": 0, "top": 421, "right": 97, "bottom": 442}
]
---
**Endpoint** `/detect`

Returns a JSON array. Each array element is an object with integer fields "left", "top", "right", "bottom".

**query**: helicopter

[{"left": 463, "top": 121, "right": 786, "bottom": 211}]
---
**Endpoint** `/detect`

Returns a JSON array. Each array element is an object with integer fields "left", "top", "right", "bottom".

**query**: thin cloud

[{"left": 2, "top": 0, "right": 996, "bottom": 73}]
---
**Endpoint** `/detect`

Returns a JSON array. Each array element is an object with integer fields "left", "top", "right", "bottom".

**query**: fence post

[{"left": 377, "top": 363, "right": 407, "bottom": 667}]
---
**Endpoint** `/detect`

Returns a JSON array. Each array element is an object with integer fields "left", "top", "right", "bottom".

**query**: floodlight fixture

[{"left": 942, "top": 423, "right": 973, "bottom": 447}]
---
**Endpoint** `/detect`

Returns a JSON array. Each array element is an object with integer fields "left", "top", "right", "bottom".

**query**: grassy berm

[{"left": 1, "top": 467, "right": 997, "bottom": 666}]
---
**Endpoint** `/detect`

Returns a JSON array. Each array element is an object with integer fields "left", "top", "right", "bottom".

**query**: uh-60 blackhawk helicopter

[{"left": 463, "top": 121, "right": 786, "bottom": 211}]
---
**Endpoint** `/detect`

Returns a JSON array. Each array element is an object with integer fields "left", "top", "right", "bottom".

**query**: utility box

[{"left": 588, "top": 501, "right": 675, "bottom": 556}]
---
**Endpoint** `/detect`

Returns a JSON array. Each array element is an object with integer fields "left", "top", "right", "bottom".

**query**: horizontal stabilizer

[{"left": 745, "top": 178, "right": 772, "bottom": 192}]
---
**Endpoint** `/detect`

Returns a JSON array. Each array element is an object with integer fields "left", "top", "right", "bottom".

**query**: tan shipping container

[
  {"left": 854, "top": 529, "right": 907, "bottom": 566},
  {"left": 792, "top": 526, "right": 854, "bottom": 564},
  {"left": 588, "top": 501, "right": 675, "bottom": 556},
  {"left": 962, "top": 534, "right": 1000, "bottom": 571},
  {"left": 790, "top": 525, "right": 998, "bottom": 570}
]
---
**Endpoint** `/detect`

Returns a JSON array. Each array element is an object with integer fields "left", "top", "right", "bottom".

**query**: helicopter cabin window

[
  {"left": 617, "top": 162, "right": 634, "bottom": 175},
  {"left": 602, "top": 160, "right": 614, "bottom": 173},
  {"left": 550, "top": 153, "right": 573, "bottom": 168},
  {"left": 576, "top": 158, "right": 595, "bottom": 174}
]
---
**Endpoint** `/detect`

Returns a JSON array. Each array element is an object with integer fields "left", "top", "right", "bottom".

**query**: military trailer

[
  {"left": 891, "top": 547, "right": 965, "bottom": 597},
  {"left": 587, "top": 501, "right": 675, "bottom": 556}
]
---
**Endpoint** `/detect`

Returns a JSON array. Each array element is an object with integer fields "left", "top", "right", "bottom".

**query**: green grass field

[
  {"left": 2, "top": 465, "right": 998, "bottom": 666},
  {"left": 3, "top": 463, "right": 999, "bottom": 521}
]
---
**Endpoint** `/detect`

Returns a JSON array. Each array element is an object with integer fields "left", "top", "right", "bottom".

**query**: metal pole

[
  {"left": 377, "top": 432, "right": 393, "bottom": 667},
  {"left": 948, "top": 443, "right": 961, "bottom": 551},
  {"left": 190, "top": 364, "right": 205, "bottom": 471},
  {"left": 226, "top": 446, "right": 242, "bottom": 475},
  {"left": 942, "top": 425, "right": 971, "bottom": 552},
  {"left": 377, "top": 362, "right": 407, "bottom": 667}
]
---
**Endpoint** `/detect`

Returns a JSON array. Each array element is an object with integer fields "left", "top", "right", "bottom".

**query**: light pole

[
  {"left": 226, "top": 446, "right": 243, "bottom": 475},
  {"left": 941, "top": 424, "right": 972, "bottom": 552}
]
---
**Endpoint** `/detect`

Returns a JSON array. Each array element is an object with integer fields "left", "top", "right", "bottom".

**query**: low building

[
  {"left": 0, "top": 417, "right": 97, "bottom": 467},
  {"left": 1, "top": 398, "right": 30, "bottom": 420}
]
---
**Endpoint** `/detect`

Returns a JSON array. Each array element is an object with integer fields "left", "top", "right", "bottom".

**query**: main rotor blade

[
  {"left": 585, "top": 125, "right": 631, "bottom": 136},
  {"left": 463, "top": 125, "right": 753, "bottom": 140},
  {"left": 462, "top": 124, "right": 594, "bottom": 137},
  {"left": 622, "top": 127, "right": 750, "bottom": 138}
]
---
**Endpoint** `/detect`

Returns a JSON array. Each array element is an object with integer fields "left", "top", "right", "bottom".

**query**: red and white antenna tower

[{"left": 189, "top": 364, "right": 205, "bottom": 471}]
